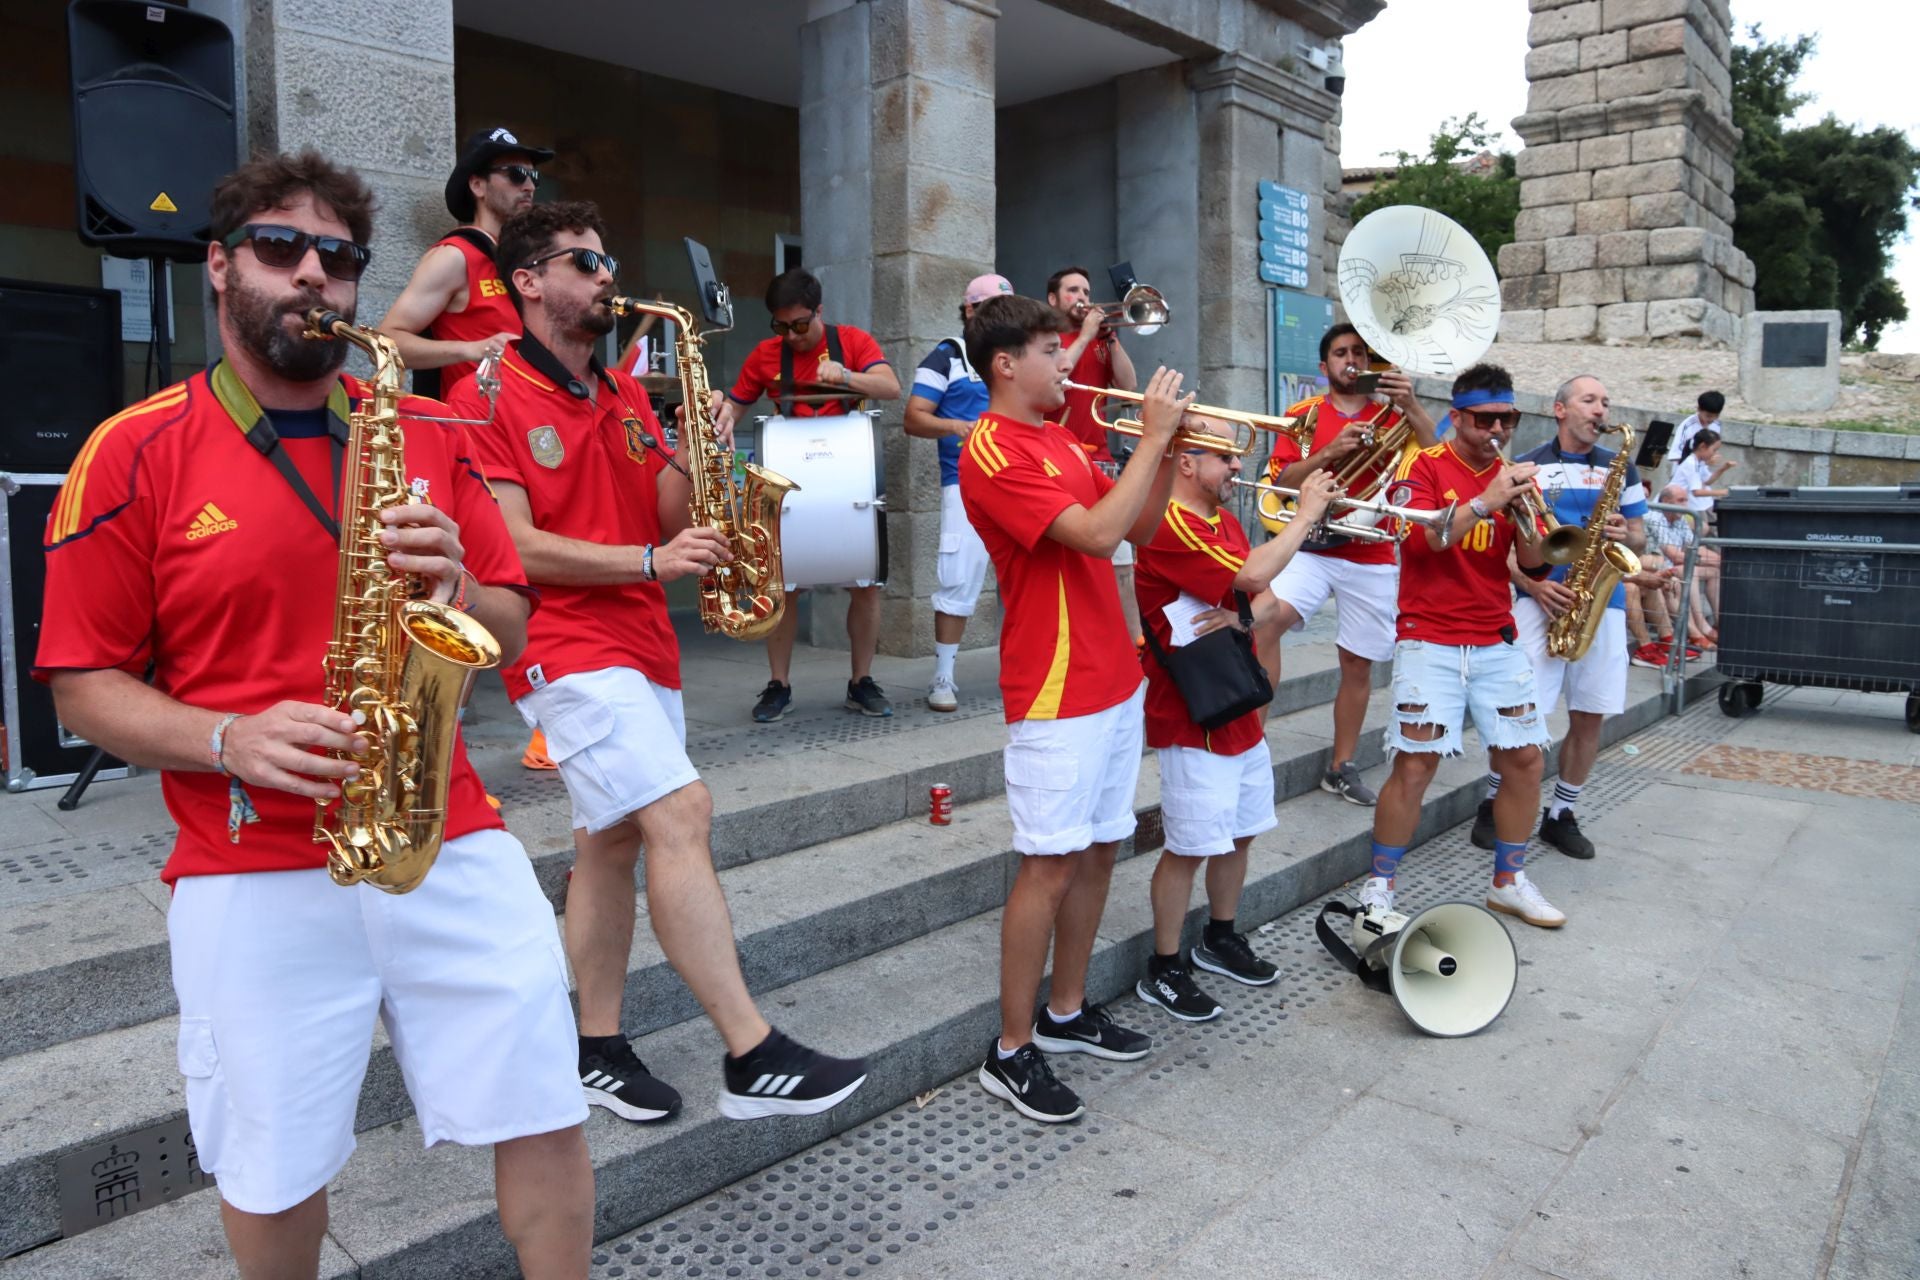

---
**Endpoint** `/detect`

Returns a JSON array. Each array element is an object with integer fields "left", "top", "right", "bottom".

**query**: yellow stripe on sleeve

[
  {"left": 1167, "top": 504, "right": 1245, "bottom": 572},
  {"left": 51, "top": 387, "right": 188, "bottom": 541}
]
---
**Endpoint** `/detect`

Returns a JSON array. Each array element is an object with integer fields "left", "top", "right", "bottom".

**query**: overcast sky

[{"left": 1339, "top": 1, "right": 1920, "bottom": 351}]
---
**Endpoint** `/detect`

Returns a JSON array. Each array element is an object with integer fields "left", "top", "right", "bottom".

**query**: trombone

[
  {"left": 1071, "top": 283, "right": 1171, "bottom": 335},
  {"left": 1230, "top": 478, "right": 1457, "bottom": 544},
  {"left": 1068, "top": 382, "right": 1306, "bottom": 456}
]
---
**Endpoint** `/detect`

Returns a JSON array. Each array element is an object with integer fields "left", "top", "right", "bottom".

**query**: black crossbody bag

[{"left": 1140, "top": 591, "right": 1273, "bottom": 730}]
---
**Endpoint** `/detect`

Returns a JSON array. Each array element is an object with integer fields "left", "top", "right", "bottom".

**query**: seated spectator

[
  {"left": 1645, "top": 483, "right": 1718, "bottom": 651},
  {"left": 1666, "top": 389, "right": 1724, "bottom": 467}
]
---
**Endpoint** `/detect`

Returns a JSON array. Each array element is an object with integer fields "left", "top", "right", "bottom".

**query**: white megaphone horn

[{"left": 1316, "top": 898, "right": 1517, "bottom": 1037}]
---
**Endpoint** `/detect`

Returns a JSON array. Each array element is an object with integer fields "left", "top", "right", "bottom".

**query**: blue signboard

[
  {"left": 1268, "top": 287, "right": 1334, "bottom": 415},
  {"left": 1256, "top": 181, "right": 1312, "bottom": 290}
]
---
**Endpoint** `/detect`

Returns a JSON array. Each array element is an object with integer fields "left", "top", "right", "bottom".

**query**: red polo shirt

[
  {"left": 454, "top": 337, "right": 681, "bottom": 700},
  {"left": 1058, "top": 335, "right": 1115, "bottom": 463},
  {"left": 34, "top": 364, "right": 524, "bottom": 884},
  {"left": 728, "top": 324, "right": 888, "bottom": 418},
  {"left": 1135, "top": 501, "right": 1264, "bottom": 754}
]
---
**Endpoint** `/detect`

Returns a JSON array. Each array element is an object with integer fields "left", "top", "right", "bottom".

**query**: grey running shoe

[{"left": 1320, "top": 761, "right": 1378, "bottom": 806}]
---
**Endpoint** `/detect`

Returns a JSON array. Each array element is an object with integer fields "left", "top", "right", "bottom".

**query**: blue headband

[{"left": 1452, "top": 388, "right": 1516, "bottom": 410}]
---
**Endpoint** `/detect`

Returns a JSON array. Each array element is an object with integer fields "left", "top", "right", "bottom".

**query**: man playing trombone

[{"left": 1258, "top": 324, "right": 1439, "bottom": 806}]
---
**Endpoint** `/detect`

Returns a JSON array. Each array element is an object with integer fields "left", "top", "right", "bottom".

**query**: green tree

[
  {"left": 1349, "top": 115, "right": 1519, "bottom": 268},
  {"left": 1731, "top": 28, "right": 1920, "bottom": 347}
]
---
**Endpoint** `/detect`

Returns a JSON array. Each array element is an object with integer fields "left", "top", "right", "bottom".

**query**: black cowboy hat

[{"left": 444, "top": 127, "right": 556, "bottom": 222}]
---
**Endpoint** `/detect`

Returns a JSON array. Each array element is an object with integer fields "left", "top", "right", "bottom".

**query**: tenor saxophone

[
  {"left": 609, "top": 296, "right": 799, "bottom": 640},
  {"left": 304, "top": 309, "right": 503, "bottom": 894},
  {"left": 1545, "top": 424, "right": 1644, "bottom": 662}
]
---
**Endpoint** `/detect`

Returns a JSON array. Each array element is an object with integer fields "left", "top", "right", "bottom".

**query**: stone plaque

[
  {"left": 56, "top": 1115, "right": 214, "bottom": 1239},
  {"left": 1761, "top": 322, "right": 1829, "bottom": 368}
]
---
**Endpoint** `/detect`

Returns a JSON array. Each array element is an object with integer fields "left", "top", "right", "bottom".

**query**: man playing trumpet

[{"left": 1259, "top": 324, "right": 1440, "bottom": 806}]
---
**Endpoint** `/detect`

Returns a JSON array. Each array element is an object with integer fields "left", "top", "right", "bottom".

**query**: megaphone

[{"left": 1316, "top": 898, "right": 1517, "bottom": 1037}]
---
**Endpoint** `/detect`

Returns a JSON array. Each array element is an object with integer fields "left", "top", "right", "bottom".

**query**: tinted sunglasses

[
  {"left": 769, "top": 311, "right": 817, "bottom": 336},
  {"left": 223, "top": 223, "right": 372, "bottom": 281},
  {"left": 1462, "top": 408, "right": 1522, "bottom": 430},
  {"left": 524, "top": 246, "right": 620, "bottom": 277},
  {"left": 488, "top": 164, "right": 541, "bottom": 186}
]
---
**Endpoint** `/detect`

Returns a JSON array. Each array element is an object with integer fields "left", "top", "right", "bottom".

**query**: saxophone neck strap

[{"left": 211, "top": 359, "right": 349, "bottom": 540}]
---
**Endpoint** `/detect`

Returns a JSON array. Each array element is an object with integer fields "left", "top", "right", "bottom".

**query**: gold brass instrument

[
  {"left": 1071, "top": 283, "right": 1171, "bottom": 335},
  {"left": 608, "top": 295, "right": 798, "bottom": 640},
  {"left": 1231, "top": 478, "right": 1457, "bottom": 544},
  {"left": 1545, "top": 424, "right": 1643, "bottom": 661},
  {"left": 1496, "top": 443, "right": 1583, "bottom": 563},
  {"left": 303, "top": 309, "right": 503, "bottom": 895},
  {"left": 1067, "top": 382, "right": 1305, "bottom": 456}
]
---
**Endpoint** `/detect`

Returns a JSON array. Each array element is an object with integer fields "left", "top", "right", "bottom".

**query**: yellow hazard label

[{"left": 149, "top": 191, "right": 178, "bottom": 213}]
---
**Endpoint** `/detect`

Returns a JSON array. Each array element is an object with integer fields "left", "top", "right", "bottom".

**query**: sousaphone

[{"left": 1337, "top": 205, "right": 1501, "bottom": 379}]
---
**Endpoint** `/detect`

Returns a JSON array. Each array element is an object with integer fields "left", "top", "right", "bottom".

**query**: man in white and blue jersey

[
  {"left": 903, "top": 274, "right": 1009, "bottom": 711},
  {"left": 1474, "top": 375, "right": 1647, "bottom": 861}
]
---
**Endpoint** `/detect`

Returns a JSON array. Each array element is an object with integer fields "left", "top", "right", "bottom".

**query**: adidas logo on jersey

[{"left": 186, "top": 502, "right": 238, "bottom": 541}]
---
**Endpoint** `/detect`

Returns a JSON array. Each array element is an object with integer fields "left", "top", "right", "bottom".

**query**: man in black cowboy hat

[{"left": 378, "top": 126, "right": 555, "bottom": 398}]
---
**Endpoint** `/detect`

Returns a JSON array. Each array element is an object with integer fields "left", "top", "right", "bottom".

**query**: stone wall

[{"left": 1501, "top": 0, "right": 1755, "bottom": 347}]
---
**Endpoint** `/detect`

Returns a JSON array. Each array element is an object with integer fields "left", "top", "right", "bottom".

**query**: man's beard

[
  {"left": 555, "top": 290, "right": 616, "bottom": 341},
  {"left": 1326, "top": 365, "right": 1364, "bottom": 395},
  {"left": 225, "top": 265, "right": 349, "bottom": 382},
  {"left": 484, "top": 185, "right": 528, "bottom": 224}
]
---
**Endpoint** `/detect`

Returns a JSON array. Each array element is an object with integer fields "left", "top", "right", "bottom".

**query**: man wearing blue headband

[
  {"left": 1472, "top": 374, "right": 1647, "bottom": 861},
  {"left": 1360, "top": 363, "right": 1568, "bottom": 930}
]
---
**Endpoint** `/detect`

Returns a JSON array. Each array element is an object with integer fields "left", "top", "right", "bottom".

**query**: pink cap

[{"left": 964, "top": 273, "right": 1014, "bottom": 304}]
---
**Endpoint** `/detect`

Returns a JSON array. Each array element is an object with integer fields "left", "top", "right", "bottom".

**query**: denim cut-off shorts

[{"left": 1385, "top": 639, "right": 1551, "bottom": 758}]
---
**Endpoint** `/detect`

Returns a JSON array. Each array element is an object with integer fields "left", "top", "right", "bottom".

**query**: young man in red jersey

[
  {"left": 1048, "top": 265, "right": 1143, "bottom": 637},
  {"left": 713, "top": 268, "right": 901, "bottom": 722},
  {"left": 1259, "top": 324, "right": 1439, "bottom": 805},
  {"left": 36, "top": 152, "right": 591, "bottom": 1280},
  {"left": 1362, "top": 363, "right": 1566, "bottom": 930},
  {"left": 453, "top": 203, "right": 867, "bottom": 1126},
  {"left": 1131, "top": 438, "right": 1341, "bottom": 1021},
  {"left": 959, "top": 293, "right": 1187, "bottom": 1123}
]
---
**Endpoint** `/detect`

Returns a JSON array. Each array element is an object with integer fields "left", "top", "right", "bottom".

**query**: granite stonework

[
  {"left": 1501, "top": 0, "right": 1753, "bottom": 347},
  {"left": 1738, "top": 309, "right": 1842, "bottom": 414}
]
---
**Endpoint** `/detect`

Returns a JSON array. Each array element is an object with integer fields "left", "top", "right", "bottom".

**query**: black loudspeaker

[
  {"left": 69, "top": 0, "right": 237, "bottom": 260},
  {"left": 0, "top": 280, "right": 126, "bottom": 474}
]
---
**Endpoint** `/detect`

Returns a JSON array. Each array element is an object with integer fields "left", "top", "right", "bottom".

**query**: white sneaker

[
  {"left": 927, "top": 674, "right": 959, "bottom": 712},
  {"left": 1356, "top": 876, "right": 1396, "bottom": 916},
  {"left": 1486, "top": 871, "right": 1566, "bottom": 929}
]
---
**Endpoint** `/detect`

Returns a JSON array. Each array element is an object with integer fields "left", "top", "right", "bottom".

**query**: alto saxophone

[
  {"left": 303, "top": 309, "right": 503, "bottom": 894},
  {"left": 1545, "top": 423, "right": 1644, "bottom": 662},
  {"left": 609, "top": 297, "right": 799, "bottom": 640}
]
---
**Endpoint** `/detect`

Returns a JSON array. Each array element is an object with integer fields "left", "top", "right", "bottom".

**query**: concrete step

[
  {"left": 0, "top": 645, "right": 1375, "bottom": 1063},
  {"left": 0, "top": 670, "right": 1709, "bottom": 1273}
]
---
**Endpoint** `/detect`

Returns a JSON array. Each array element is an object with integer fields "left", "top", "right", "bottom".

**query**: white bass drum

[{"left": 758, "top": 412, "right": 888, "bottom": 589}]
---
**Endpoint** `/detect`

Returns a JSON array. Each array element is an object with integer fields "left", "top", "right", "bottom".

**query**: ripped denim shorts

[{"left": 1385, "top": 639, "right": 1550, "bottom": 758}]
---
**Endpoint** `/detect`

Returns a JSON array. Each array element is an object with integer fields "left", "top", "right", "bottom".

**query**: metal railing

[{"left": 1646, "top": 501, "right": 1706, "bottom": 713}]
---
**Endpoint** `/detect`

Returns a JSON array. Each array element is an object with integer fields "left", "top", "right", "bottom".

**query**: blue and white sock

[
  {"left": 1369, "top": 840, "right": 1407, "bottom": 885},
  {"left": 1548, "top": 780, "right": 1582, "bottom": 819},
  {"left": 1492, "top": 839, "right": 1526, "bottom": 888}
]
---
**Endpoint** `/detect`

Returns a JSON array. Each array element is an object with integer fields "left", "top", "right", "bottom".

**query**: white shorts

[
  {"left": 167, "top": 828, "right": 585, "bottom": 1215},
  {"left": 1514, "top": 596, "right": 1629, "bottom": 716},
  {"left": 1004, "top": 684, "right": 1146, "bottom": 855},
  {"left": 1157, "top": 740, "right": 1277, "bottom": 856},
  {"left": 931, "top": 483, "right": 990, "bottom": 616},
  {"left": 1269, "top": 554, "right": 1398, "bottom": 662},
  {"left": 518, "top": 666, "right": 699, "bottom": 833}
]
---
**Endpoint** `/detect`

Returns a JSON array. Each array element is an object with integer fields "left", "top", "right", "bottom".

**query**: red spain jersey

[
  {"left": 1393, "top": 441, "right": 1526, "bottom": 646},
  {"left": 1263, "top": 395, "right": 1404, "bottom": 566},
  {"left": 34, "top": 364, "right": 526, "bottom": 885},
  {"left": 727, "top": 324, "right": 889, "bottom": 418},
  {"left": 959, "top": 411, "right": 1141, "bottom": 722},
  {"left": 426, "top": 230, "right": 519, "bottom": 393},
  {"left": 1058, "top": 336, "right": 1115, "bottom": 463},
  {"left": 454, "top": 335, "right": 680, "bottom": 701},
  {"left": 1135, "top": 501, "right": 1264, "bottom": 754}
]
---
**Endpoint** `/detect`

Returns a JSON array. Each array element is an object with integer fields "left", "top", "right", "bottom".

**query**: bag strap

[{"left": 1314, "top": 900, "right": 1394, "bottom": 994}]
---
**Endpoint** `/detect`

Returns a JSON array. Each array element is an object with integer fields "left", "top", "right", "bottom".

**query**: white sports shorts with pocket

[
  {"left": 1269, "top": 553, "right": 1398, "bottom": 663},
  {"left": 1157, "top": 740, "right": 1277, "bottom": 856},
  {"left": 167, "top": 827, "right": 585, "bottom": 1215},
  {"left": 1004, "top": 683, "right": 1146, "bottom": 855},
  {"left": 1512, "top": 594, "right": 1629, "bottom": 716},
  {"left": 518, "top": 666, "right": 700, "bottom": 833},
  {"left": 931, "top": 483, "right": 990, "bottom": 617}
]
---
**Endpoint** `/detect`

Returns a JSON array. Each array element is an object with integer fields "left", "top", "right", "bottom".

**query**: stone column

[
  {"left": 1190, "top": 53, "right": 1341, "bottom": 414},
  {"left": 798, "top": 0, "right": 998, "bottom": 659},
  {"left": 238, "top": 0, "right": 456, "bottom": 332},
  {"left": 1114, "top": 63, "right": 1199, "bottom": 384},
  {"left": 1502, "top": 0, "right": 1754, "bottom": 346}
]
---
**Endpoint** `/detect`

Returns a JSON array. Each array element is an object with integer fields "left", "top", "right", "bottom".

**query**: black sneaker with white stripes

[
  {"left": 1135, "top": 961, "right": 1223, "bottom": 1022},
  {"left": 580, "top": 1035, "right": 682, "bottom": 1123},
  {"left": 1029, "top": 1001, "right": 1152, "bottom": 1061},
  {"left": 978, "top": 1041, "right": 1085, "bottom": 1123},
  {"left": 1190, "top": 928, "right": 1279, "bottom": 986},
  {"left": 718, "top": 1028, "right": 869, "bottom": 1120}
]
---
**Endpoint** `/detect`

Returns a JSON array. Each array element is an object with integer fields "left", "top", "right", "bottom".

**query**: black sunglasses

[
  {"left": 1462, "top": 408, "right": 1522, "bottom": 430},
  {"left": 488, "top": 164, "right": 541, "bottom": 187},
  {"left": 222, "top": 223, "right": 372, "bottom": 281},
  {"left": 524, "top": 246, "right": 619, "bottom": 277},
  {"left": 770, "top": 310, "right": 817, "bottom": 337}
]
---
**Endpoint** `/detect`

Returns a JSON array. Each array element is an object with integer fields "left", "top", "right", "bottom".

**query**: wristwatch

[{"left": 642, "top": 543, "right": 657, "bottom": 582}]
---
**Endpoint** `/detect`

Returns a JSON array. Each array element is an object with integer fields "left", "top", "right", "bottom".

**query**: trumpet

[
  {"left": 1071, "top": 283, "right": 1171, "bottom": 335},
  {"left": 1231, "top": 478, "right": 1457, "bottom": 544},
  {"left": 1497, "top": 444, "right": 1584, "bottom": 565},
  {"left": 1067, "top": 382, "right": 1305, "bottom": 456}
]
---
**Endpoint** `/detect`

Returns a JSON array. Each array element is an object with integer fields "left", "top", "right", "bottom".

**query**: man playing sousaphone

[{"left": 1256, "top": 324, "right": 1441, "bottom": 805}]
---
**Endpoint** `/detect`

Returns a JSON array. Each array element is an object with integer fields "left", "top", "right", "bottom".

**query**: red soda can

[{"left": 929, "top": 783, "right": 953, "bottom": 825}]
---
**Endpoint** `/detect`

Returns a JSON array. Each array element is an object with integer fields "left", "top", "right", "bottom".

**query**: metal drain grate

[{"left": 589, "top": 694, "right": 1753, "bottom": 1279}]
